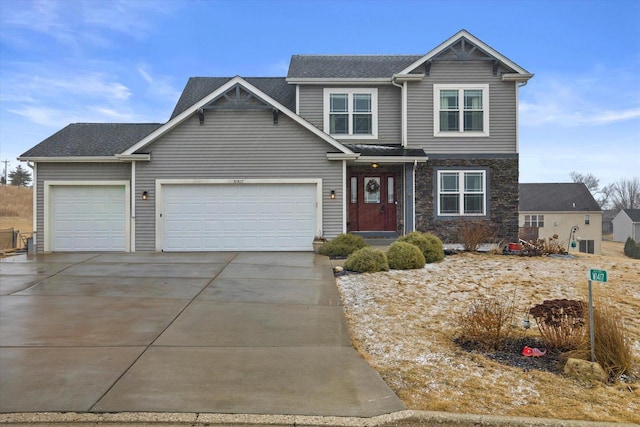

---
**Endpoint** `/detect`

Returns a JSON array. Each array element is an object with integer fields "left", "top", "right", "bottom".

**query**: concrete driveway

[{"left": 0, "top": 252, "right": 403, "bottom": 417}]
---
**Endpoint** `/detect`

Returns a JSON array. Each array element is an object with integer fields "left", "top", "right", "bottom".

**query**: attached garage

[
  {"left": 45, "top": 182, "right": 130, "bottom": 252},
  {"left": 159, "top": 181, "right": 321, "bottom": 252}
]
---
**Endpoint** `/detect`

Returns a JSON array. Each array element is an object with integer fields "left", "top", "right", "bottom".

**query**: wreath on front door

[{"left": 366, "top": 179, "right": 380, "bottom": 193}]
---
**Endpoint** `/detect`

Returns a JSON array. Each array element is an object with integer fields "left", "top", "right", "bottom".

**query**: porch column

[{"left": 404, "top": 163, "right": 415, "bottom": 233}]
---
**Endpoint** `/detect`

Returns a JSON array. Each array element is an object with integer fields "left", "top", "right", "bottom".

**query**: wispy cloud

[{"left": 520, "top": 67, "right": 640, "bottom": 127}]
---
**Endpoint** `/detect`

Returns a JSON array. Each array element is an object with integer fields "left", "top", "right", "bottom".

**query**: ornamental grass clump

[
  {"left": 343, "top": 247, "right": 389, "bottom": 273},
  {"left": 319, "top": 233, "right": 367, "bottom": 257},
  {"left": 529, "top": 299, "right": 587, "bottom": 351},
  {"left": 387, "top": 241, "right": 425, "bottom": 270},
  {"left": 398, "top": 231, "right": 444, "bottom": 263},
  {"left": 456, "top": 294, "right": 517, "bottom": 351},
  {"left": 589, "top": 298, "right": 634, "bottom": 381}
]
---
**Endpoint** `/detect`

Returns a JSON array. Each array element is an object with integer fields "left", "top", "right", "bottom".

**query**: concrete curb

[{"left": 0, "top": 410, "right": 634, "bottom": 426}]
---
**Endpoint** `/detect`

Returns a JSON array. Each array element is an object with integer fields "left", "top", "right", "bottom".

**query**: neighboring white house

[
  {"left": 519, "top": 183, "right": 602, "bottom": 254},
  {"left": 612, "top": 209, "right": 640, "bottom": 243}
]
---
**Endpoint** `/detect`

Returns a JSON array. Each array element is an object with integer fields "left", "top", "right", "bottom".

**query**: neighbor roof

[
  {"left": 170, "top": 77, "right": 295, "bottom": 119},
  {"left": 620, "top": 209, "right": 640, "bottom": 222},
  {"left": 287, "top": 55, "right": 422, "bottom": 80},
  {"left": 19, "top": 123, "right": 163, "bottom": 158},
  {"left": 519, "top": 183, "right": 601, "bottom": 212}
]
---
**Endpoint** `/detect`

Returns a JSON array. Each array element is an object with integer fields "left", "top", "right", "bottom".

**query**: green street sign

[{"left": 589, "top": 269, "right": 607, "bottom": 283}]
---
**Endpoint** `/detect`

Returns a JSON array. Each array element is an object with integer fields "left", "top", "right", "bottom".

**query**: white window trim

[
  {"left": 437, "top": 170, "right": 487, "bottom": 216},
  {"left": 323, "top": 88, "right": 378, "bottom": 139},
  {"left": 433, "top": 84, "right": 489, "bottom": 137}
]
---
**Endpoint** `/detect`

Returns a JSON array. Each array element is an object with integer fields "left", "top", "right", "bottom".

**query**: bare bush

[
  {"left": 458, "top": 221, "right": 495, "bottom": 251},
  {"left": 456, "top": 295, "right": 517, "bottom": 351},
  {"left": 521, "top": 235, "right": 567, "bottom": 256},
  {"left": 529, "top": 299, "right": 587, "bottom": 350}
]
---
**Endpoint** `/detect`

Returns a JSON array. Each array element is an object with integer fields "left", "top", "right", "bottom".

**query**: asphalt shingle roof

[
  {"left": 343, "top": 144, "right": 426, "bottom": 157},
  {"left": 519, "top": 183, "right": 601, "bottom": 212},
  {"left": 170, "top": 77, "right": 296, "bottom": 119},
  {"left": 19, "top": 123, "right": 163, "bottom": 158},
  {"left": 621, "top": 209, "right": 640, "bottom": 222},
  {"left": 287, "top": 55, "right": 423, "bottom": 79}
]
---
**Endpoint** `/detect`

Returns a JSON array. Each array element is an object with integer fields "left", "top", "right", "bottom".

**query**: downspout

[
  {"left": 131, "top": 161, "right": 136, "bottom": 252},
  {"left": 391, "top": 76, "right": 407, "bottom": 147},
  {"left": 412, "top": 159, "right": 417, "bottom": 233},
  {"left": 27, "top": 161, "right": 36, "bottom": 248}
]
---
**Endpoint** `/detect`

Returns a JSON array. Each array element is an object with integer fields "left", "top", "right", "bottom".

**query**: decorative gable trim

[
  {"left": 399, "top": 29, "right": 532, "bottom": 78},
  {"left": 122, "top": 76, "right": 354, "bottom": 156}
]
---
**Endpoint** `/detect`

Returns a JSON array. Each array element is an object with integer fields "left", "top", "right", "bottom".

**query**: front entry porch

[{"left": 347, "top": 165, "right": 401, "bottom": 235}]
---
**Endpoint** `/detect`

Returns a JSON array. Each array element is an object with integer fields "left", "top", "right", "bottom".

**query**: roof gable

[
  {"left": 170, "top": 77, "right": 295, "bottom": 120},
  {"left": 519, "top": 183, "right": 601, "bottom": 212},
  {"left": 620, "top": 209, "right": 640, "bottom": 222},
  {"left": 18, "top": 123, "right": 163, "bottom": 159},
  {"left": 123, "top": 76, "right": 353, "bottom": 156},
  {"left": 399, "top": 29, "right": 531, "bottom": 78}
]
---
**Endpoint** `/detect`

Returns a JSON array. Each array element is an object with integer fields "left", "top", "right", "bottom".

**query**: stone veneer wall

[{"left": 415, "top": 156, "right": 519, "bottom": 243}]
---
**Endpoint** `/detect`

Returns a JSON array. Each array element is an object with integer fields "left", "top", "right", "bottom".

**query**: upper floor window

[
  {"left": 434, "top": 84, "right": 489, "bottom": 137},
  {"left": 584, "top": 214, "right": 590, "bottom": 225},
  {"left": 524, "top": 215, "right": 544, "bottom": 227},
  {"left": 437, "top": 170, "right": 486, "bottom": 216},
  {"left": 324, "top": 88, "right": 378, "bottom": 138}
]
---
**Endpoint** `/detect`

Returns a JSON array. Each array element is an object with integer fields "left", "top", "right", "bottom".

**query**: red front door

[{"left": 348, "top": 172, "right": 398, "bottom": 232}]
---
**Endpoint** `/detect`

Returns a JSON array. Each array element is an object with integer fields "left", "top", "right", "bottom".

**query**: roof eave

[
  {"left": 286, "top": 78, "right": 392, "bottom": 85},
  {"left": 392, "top": 73, "right": 425, "bottom": 82},
  {"left": 17, "top": 156, "right": 122, "bottom": 162},
  {"left": 502, "top": 73, "right": 534, "bottom": 82},
  {"left": 354, "top": 156, "right": 428, "bottom": 164}
]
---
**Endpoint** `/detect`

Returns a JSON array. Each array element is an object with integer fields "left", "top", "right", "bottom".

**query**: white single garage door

[
  {"left": 50, "top": 185, "right": 127, "bottom": 251},
  {"left": 161, "top": 183, "right": 317, "bottom": 251}
]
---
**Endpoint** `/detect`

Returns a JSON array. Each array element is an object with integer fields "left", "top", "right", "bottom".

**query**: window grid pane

[
  {"left": 353, "top": 114, "right": 372, "bottom": 134},
  {"left": 353, "top": 94, "right": 371, "bottom": 112},
  {"left": 440, "top": 173, "right": 459, "bottom": 192},
  {"left": 350, "top": 177, "right": 357, "bottom": 204},
  {"left": 440, "top": 194, "right": 459, "bottom": 214},
  {"left": 330, "top": 114, "right": 348, "bottom": 134},
  {"left": 330, "top": 94, "right": 348, "bottom": 112}
]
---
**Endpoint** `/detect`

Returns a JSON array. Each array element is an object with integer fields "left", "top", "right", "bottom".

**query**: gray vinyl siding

[
  {"left": 406, "top": 61, "right": 518, "bottom": 153},
  {"left": 35, "top": 162, "right": 131, "bottom": 253},
  {"left": 297, "top": 84, "right": 402, "bottom": 145},
  {"left": 134, "top": 109, "right": 344, "bottom": 251}
]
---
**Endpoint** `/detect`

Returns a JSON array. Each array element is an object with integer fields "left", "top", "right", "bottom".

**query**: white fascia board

[
  {"left": 123, "top": 76, "right": 354, "bottom": 156},
  {"left": 399, "top": 29, "right": 531, "bottom": 76},
  {"left": 285, "top": 78, "right": 392, "bottom": 85},
  {"left": 17, "top": 156, "right": 121, "bottom": 162},
  {"left": 392, "top": 73, "right": 425, "bottom": 82},
  {"left": 502, "top": 73, "right": 534, "bottom": 82},
  {"left": 354, "top": 156, "right": 428, "bottom": 164},
  {"left": 115, "top": 154, "right": 151, "bottom": 161},
  {"left": 327, "top": 153, "right": 360, "bottom": 160}
]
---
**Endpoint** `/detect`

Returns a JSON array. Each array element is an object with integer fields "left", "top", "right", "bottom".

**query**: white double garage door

[{"left": 48, "top": 181, "right": 319, "bottom": 252}]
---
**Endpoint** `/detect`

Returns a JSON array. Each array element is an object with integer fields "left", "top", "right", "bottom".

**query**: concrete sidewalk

[{"left": 0, "top": 252, "right": 403, "bottom": 417}]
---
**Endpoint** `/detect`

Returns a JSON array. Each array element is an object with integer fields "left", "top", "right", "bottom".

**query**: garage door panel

[
  {"left": 51, "top": 185, "right": 127, "bottom": 252},
  {"left": 162, "top": 183, "right": 317, "bottom": 251}
]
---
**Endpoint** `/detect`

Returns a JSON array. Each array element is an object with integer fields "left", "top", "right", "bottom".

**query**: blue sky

[{"left": 1, "top": 0, "right": 638, "bottom": 187}]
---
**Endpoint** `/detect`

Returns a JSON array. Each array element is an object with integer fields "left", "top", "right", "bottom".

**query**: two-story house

[{"left": 19, "top": 30, "right": 532, "bottom": 253}]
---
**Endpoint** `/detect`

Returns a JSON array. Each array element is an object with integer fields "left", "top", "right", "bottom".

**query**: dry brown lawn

[
  {"left": 336, "top": 247, "right": 639, "bottom": 423},
  {"left": 0, "top": 185, "right": 33, "bottom": 250}
]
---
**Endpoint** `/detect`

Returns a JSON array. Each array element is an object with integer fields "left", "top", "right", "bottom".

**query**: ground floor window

[
  {"left": 524, "top": 214, "right": 544, "bottom": 227},
  {"left": 437, "top": 170, "right": 486, "bottom": 216},
  {"left": 579, "top": 239, "right": 594, "bottom": 254}
]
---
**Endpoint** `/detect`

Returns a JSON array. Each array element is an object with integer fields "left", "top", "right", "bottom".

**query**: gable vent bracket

[
  {"left": 493, "top": 60, "right": 500, "bottom": 76},
  {"left": 272, "top": 109, "right": 279, "bottom": 126},
  {"left": 425, "top": 60, "right": 431, "bottom": 76},
  {"left": 198, "top": 108, "right": 205, "bottom": 125}
]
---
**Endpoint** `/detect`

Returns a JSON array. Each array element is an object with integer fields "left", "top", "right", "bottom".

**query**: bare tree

[
  {"left": 569, "top": 171, "right": 600, "bottom": 194},
  {"left": 570, "top": 171, "right": 609, "bottom": 207},
  {"left": 609, "top": 177, "right": 640, "bottom": 210}
]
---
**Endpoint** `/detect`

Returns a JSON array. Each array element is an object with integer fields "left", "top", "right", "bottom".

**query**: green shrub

[
  {"left": 387, "top": 241, "right": 426, "bottom": 270},
  {"left": 319, "top": 233, "right": 367, "bottom": 257},
  {"left": 398, "top": 231, "right": 444, "bottom": 263},
  {"left": 422, "top": 232, "right": 445, "bottom": 263},
  {"left": 344, "top": 247, "right": 389, "bottom": 273},
  {"left": 624, "top": 237, "right": 640, "bottom": 259}
]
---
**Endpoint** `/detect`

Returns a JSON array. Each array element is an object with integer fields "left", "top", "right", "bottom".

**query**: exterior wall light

[
  {"left": 330, "top": 190, "right": 336, "bottom": 199},
  {"left": 141, "top": 191, "right": 149, "bottom": 200},
  {"left": 371, "top": 163, "right": 379, "bottom": 168}
]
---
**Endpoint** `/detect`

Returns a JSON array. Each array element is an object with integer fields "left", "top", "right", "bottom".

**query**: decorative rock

[
  {"left": 334, "top": 266, "right": 344, "bottom": 273},
  {"left": 564, "top": 357, "right": 607, "bottom": 384}
]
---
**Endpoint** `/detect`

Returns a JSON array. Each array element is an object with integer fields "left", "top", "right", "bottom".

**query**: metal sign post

[{"left": 587, "top": 269, "right": 607, "bottom": 363}]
